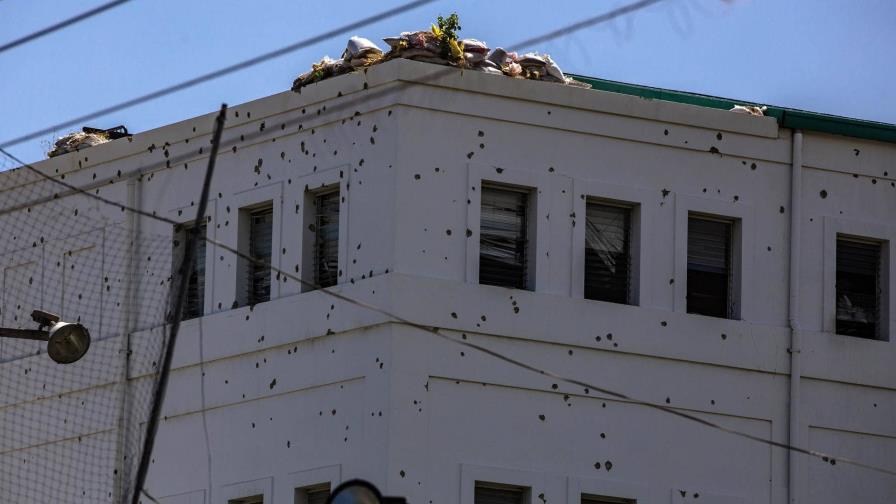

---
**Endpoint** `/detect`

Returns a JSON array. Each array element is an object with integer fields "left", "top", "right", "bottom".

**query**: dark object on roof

[{"left": 82, "top": 125, "right": 130, "bottom": 140}]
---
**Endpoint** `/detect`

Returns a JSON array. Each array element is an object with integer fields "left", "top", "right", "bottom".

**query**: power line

[
  {"left": 0, "top": 0, "right": 438, "bottom": 149},
  {"left": 0, "top": 0, "right": 134, "bottom": 54},
  {"left": 4, "top": 0, "right": 894, "bottom": 480}
]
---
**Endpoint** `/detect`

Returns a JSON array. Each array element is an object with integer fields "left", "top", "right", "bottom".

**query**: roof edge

[{"left": 568, "top": 74, "right": 896, "bottom": 144}]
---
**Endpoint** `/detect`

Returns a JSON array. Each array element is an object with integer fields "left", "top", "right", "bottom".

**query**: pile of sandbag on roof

[
  {"left": 46, "top": 126, "right": 131, "bottom": 158},
  {"left": 292, "top": 13, "right": 591, "bottom": 91},
  {"left": 47, "top": 131, "right": 111, "bottom": 158}
]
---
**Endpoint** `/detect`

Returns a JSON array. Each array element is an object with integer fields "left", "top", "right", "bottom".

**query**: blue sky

[{"left": 1, "top": 0, "right": 894, "bottom": 164}]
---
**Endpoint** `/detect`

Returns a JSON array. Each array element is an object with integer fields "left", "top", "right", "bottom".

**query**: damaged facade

[{"left": 1, "top": 59, "right": 895, "bottom": 504}]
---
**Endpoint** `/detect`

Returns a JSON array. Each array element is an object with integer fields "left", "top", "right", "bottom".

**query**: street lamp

[
  {"left": 0, "top": 310, "right": 91, "bottom": 364},
  {"left": 327, "top": 480, "right": 407, "bottom": 504}
]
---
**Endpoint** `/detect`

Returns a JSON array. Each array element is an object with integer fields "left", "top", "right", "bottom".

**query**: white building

[{"left": 1, "top": 59, "right": 895, "bottom": 504}]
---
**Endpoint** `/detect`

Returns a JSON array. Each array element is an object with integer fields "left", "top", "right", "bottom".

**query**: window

[
  {"left": 480, "top": 185, "right": 531, "bottom": 290},
  {"left": 229, "top": 496, "right": 263, "bottom": 504},
  {"left": 581, "top": 493, "right": 635, "bottom": 504},
  {"left": 239, "top": 204, "right": 273, "bottom": 306},
  {"left": 295, "top": 483, "right": 331, "bottom": 504},
  {"left": 585, "top": 201, "right": 632, "bottom": 304},
  {"left": 836, "top": 237, "right": 883, "bottom": 339},
  {"left": 173, "top": 220, "right": 206, "bottom": 319},
  {"left": 314, "top": 190, "right": 339, "bottom": 288},
  {"left": 687, "top": 215, "right": 734, "bottom": 318},
  {"left": 474, "top": 482, "right": 528, "bottom": 504}
]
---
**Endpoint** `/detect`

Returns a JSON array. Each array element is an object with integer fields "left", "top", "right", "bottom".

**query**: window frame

[
  {"left": 302, "top": 185, "right": 341, "bottom": 291},
  {"left": 238, "top": 202, "right": 275, "bottom": 307},
  {"left": 566, "top": 476, "right": 647, "bottom": 504},
  {"left": 583, "top": 198, "right": 636, "bottom": 305},
  {"left": 686, "top": 212, "right": 737, "bottom": 319},
  {"left": 823, "top": 215, "right": 893, "bottom": 341},
  {"left": 172, "top": 219, "right": 207, "bottom": 320},
  {"left": 478, "top": 183, "right": 536, "bottom": 291},
  {"left": 297, "top": 167, "right": 350, "bottom": 294},
  {"left": 674, "top": 195, "right": 753, "bottom": 320},
  {"left": 466, "top": 164, "right": 550, "bottom": 293}
]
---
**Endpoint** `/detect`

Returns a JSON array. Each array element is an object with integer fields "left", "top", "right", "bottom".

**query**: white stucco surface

[{"left": 0, "top": 59, "right": 894, "bottom": 503}]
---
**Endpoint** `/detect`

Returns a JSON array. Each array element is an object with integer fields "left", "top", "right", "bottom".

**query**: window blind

[
  {"left": 248, "top": 206, "right": 273, "bottom": 304},
  {"left": 314, "top": 190, "right": 340, "bottom": 288},
  {"left": 480, "top": 186, "right": 529, "bottom": 289},
  {"left": 581, "top": 493, "right": 636, "bottom": 504},
  {"left": 474, "top": 484, "right": 525, "bottom": 504},
  {"left": 687, "top": 216, "right": 732, "bottom": 318},
  {"left": 173, "top": 221, "right": 206, "bottom": 320},
  {"left": 836, "top": 238, "right": 881, "bottom": 339},
  {"left": 585, "top": 202, "right": 631, "bottom": 304}
]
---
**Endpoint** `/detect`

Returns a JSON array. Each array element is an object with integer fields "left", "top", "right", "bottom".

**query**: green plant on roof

[{"left": 431, "top": 12, "right": 464, "bottom": 61}]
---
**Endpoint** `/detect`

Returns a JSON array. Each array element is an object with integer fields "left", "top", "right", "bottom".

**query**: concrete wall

[{"left": 0, "top": 59, "right": 893, "bottom": 504}]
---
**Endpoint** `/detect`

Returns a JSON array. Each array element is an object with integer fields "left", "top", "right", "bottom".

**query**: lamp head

[
  {"left": 327, "top": 480, "right": 383, "bottom": 504},
  {"left": 46, "top": 321, "right": 91, "bottom": 364}
]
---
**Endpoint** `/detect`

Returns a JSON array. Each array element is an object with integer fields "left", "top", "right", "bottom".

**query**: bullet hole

[
  {"left": 269, "top": 378, "right": 277, "bottom": 390},
  {"left": 547, "top": 110, "right": 552, "bottom": 115},
  {"left": 721, "top": 333, "right": 727, "bottom": 340},
  {"left": 606, "top": 333, "right": 613, "bottom": 340},
  {"left": 604, "top": 461, "right": 613, "bottom": 471},
  {"left": 779, "top": 206, "right": 785, "bottom": 213},
  {"left": 460, "top": 351, "right": 465, "bottom": 357},
  {"left": 551, "top": 383, "right": 558, "bottom": 390},
  {"left": 594, "top": 462, "right": 601, "bottom": 470},
  {"left": 751, "top": 162, "right": 757, "bottom": 170},
  {"left": 767, "top": 246, "right": 772, "bottom": 251},
  {"left": 665, "top": 397, "right": 671, "bottom": 404},
  {"left": 694, "top": 493, "right": 699, "bottom": 499},
  {"left": 446, "top": 229, "right": 452, "bottom": 236},
  {"left": 451, "top": 312, "right": 458, "bottom": 319},
  {"left": 370, "top": 137, "right": 375, "bottom": 145},
  {"left": 548, "top": 166, "right": 555, "bottom": 173},
  {"left": 872, "top": 179, "right": 877, "bottom": 184},
  {"left": 680, "top": 491, "right": 687, "bottom": 498},
  {"left": 495, "top": 167, "right": 504, "bottom": 174},
  {"left": 287, "top": 441, "right": 291, "bottom": 448},
  {"left": 595, "top": 335, "right": 601, "bottom": 342},
  {"left": 479, "top": 143, "right": 485, "bottom": 149},
  {"left": 664, "top": 129, "right": 669, "bottom": 136},
  {"left": 711, "top": 399, "right": 716, "bottom": 405},
  {"left": 733, "top": 195, "right": 739, "bottom": 202},
  {"left": 331, "top": 409, "right": 336, "bottom": 415},
  {"left": 820, "top": 189, "right": 828, "bottom": 199},
  {"left": 709, "top": 146, "right": 720, "bottom": 155},
  {"left": 568, "top": 349, "right": 573, "bottom": 356},
  {"left": 669, "top": 278, "right": 675, "bottom": 285},
  {"left": 513, "top": 306, "right": 519, "bottom": 313},
  {"left": 467, "top": 152, "right": 474, "bottom": 159},
  {"left": 400, "top": 470, "right": 406, "bottom": 478},
  {"left": 414, "top": 174, "right": 421, "bottom": 180},
  {"left": 661, "top": 188, "right": 670, "bottom": 198},
  {"left": 232, "top": 145, "right": 237, "bottom": 153},
  {"left": 661, "top": 321, "right": 667, "bottom": 327},
  {"left": 716, "top": 132, "right": 723, "bottom": 141},
  {"left": 853, "top": 149, "right": 860, "bottom": 156},
  {"left": 702, "top": 188, "right": 707, "bottom": 193},
  {"left": 538, "top": 414, "right": 546, "bottom": 421}
]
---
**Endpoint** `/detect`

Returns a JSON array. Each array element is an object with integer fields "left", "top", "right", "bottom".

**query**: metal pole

[
  {"left": 129, "top": 104, "right": 227, "bottom": 504},
  {"left": 0, "top": 329, "right": 49, "bottom": 341}
]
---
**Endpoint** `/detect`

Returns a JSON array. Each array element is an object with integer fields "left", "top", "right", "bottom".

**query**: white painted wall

[{"left": 0, "top": 59, "right": 894, "bottom": 504}]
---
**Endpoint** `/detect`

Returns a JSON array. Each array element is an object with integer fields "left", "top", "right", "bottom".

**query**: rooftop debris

[
  {"left": 291, "top": 13, "right": 591, "bottom": 92},
  {"left": 730, "top": 105, "right": 768, "bottom": 116},
  {"left": 47, "top": 125, "right": 131, "bottom": 158}
]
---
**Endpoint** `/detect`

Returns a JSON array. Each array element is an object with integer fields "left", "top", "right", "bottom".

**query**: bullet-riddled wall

[{"left": 0, "top": 59, "right": 893, "bottom": 504}]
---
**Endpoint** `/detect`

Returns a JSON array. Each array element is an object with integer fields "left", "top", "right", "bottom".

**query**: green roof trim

[{"left": 568, "top": 74, "right": 896, "bottom": 144}]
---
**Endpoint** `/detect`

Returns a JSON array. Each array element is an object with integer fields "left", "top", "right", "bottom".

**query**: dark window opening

[
  {"left": 247, "top": 206, "right": 273, "bottom": 305},
  {"left": 836, "top": 237, "right": 882, "bottom": 339},
  {"left": 582, "top": 493, "right": 636, "bottom": 504},
  {"left": 173, "top": 221, "right": 206, "bottom": 320},
  {"left": 687, "top": 216, "right": 733, "bottom": 318},
  {"left": 474, "top": 482, "right": 527, "bottom": 504},
  {"left": 314, "top": 190, "right": 340, "bottom": 288},
  {"left": 295, "top": 483, "right": 331, "bottom": 504},
  {"left": 585, "top": 202, "right": 632, "bottom": 304},
  {"left": 480, "top": 186, "right": 529, "bottom": 290},
  {"left": 229, "top": 496, "right": 263, "bottom": 504}
]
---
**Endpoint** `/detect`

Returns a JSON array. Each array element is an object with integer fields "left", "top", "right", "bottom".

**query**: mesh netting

[{"left": 0, "top": 160, "right": 181, "bottom": 504}]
